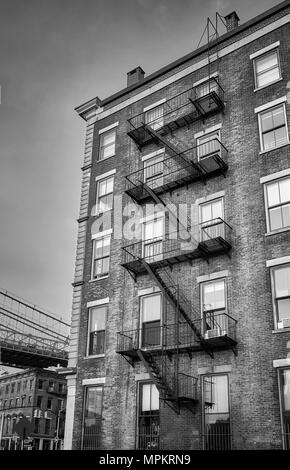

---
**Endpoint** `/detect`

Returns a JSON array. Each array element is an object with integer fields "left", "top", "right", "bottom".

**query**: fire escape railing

[
  {"left": 127, "top": 78, "right": 225, "bottom": 148},
  {"left": 122, "top": 219, "right": 232, "bottom": 269},
  {"left": 125, "top": 138, "right": 228, "bottom": 201}
]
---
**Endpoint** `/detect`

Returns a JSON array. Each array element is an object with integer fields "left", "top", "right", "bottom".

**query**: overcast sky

[{"left": 0, "top": 0, "right": 282, "bottom": 322}]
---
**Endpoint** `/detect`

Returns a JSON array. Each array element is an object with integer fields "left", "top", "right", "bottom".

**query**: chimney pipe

[
  {"left": 224, "top": 11, "right": 240, "bottom": 32},
  {"left": 127, "top": 66, "right": 145, "bottom": 87}
]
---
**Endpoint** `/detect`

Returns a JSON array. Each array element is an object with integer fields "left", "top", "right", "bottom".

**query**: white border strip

[
  {"left": 98, "top": 121, "right": 119, "bottom": 134},
  {"left": 138, "top": 286, "right": 160, "bottom": 296},
  {"left": 194, "top": 123, "right": 222, "bottom": 139},
  {"left": 254, "top": 96, "right": 287, "bottom": 114},
  {"left": 82, "top": 377, "right": 106, "bottom": 386},
  {"left": 273, "top": 358, "right": 290, "bottom": 368},
  {"left": 193, "top": 72, "right": 218, "bottom": 88},
  {"left": 195, "top": 190, "right": 225, "bottom": 206},
  {"left": 95, "top": 169, "right": 116, "bottom": 182},
  {"left": 250, "top": 40, "right": 280, "bottom": 59},
  {"left": 266, "top": 255, "right": 290, "bottom": 267},
  {"left": 92, "top": 228, "right": 113, "bottom": 240},
  {"left": 143, "top": 98, "right": 166, "bottom": 112},
  {"left": 197, "top": 270, "right": 229, "bottom": 284},
  {"left": 140, "top": 211, "right": 165, "bottom": 224},
  {"left": 260, "top": 168, "right": 290, "bottom": 184},
  {"left": 142, "top": 148, "right": 165, "bottom": 162},
  {"left": 95, "top": 15, "right": 290, "bottom": 121},
  {"left": 87, "top": 297, "right": 109, "bottom": 308}
]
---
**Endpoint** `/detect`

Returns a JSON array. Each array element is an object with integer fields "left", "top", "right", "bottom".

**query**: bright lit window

[
  {"left": 271, "top": 264, "right": 290, "bottom": 329},
  {"left": 254, "top": 49, "right": 281, "bottom": 89},
  {"left": 87, "top": 305, "right": 107, "bottom": 355},
  {"left": 258, "top": 104, "right": 288, "bottom": 152},
  {"left": 99, "top": 129, "right": 116, "bottom": 160},
  {"left": 92, "top": 235, "right": 111, "bottom": 278},
  {"left": 96, "top": 176, "right": 114, "bottom": 214},
  {"left": 265, "top": 176, "right": 290, "bottom": 232}
]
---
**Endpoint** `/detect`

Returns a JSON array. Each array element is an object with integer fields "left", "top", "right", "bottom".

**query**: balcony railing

[
  {"left": 177, "top": 373, "right": 198, "bottom": 401},
  {"left": 190, "top": 77, "right": 225, "bottom": 117},
  {"left": 203, "top": 418, "right": 231, "bottom": 450},
  {"left": 116, "top": 313, "right": 237, "bottom": 357},
  {"left": 125, "top": 139, "right": 228, "bottom": 203},
  {"left": 121, "top": 221, "right": 232, "bottom": 274},
  {"left": 127, "top": 80, "right": 225, "bottom": 148}
]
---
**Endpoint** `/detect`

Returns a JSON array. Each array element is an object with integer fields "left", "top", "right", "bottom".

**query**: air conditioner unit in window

[
  {"left": 278, "top": 318, "right": 290, "bottom": 329},
  {"left": 204, "top": 328, "right": 225, "bottom": 339}
]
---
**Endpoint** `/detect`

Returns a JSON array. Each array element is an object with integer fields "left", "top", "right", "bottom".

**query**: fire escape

[{"left": 117, "top": 15, "right": 237, "bottom": 414}]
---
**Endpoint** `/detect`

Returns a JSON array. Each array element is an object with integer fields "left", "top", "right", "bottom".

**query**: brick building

[
  {"left": 64, "top": 0, "right": 290, "bottom": 450},
  {"left": 0, "top": 368, "right": 66, "bottom": 450}
]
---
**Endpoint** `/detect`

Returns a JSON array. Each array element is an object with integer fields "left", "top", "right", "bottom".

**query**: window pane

[
  {"left": 274, "top": 266, "right": 290, "bottom": 297},
  {"left": 280, "top": 178, "right": 290, "bottom": 203},
  {"left": 272, "top": 106, "right": 285, "bottom": 128},
  {"left": 142, "top": 384, "right": 151, "bottom": 412},
  {"left": 99, "top": 130, "right": 116, "bottom": 160},
  {"left": 282, "top": 204, "right": 290, "bottom": 228},
  {"left": 212, "top": 200, "right": 223, "bottom": 219},
  {"left": 257, "top": 67, "right": 280, "bottom": 88},
  {"left": 210, "top": 375, "right": 229, "bottom": 414},
  {"left": 256, "top": 51, "right": 278, "bottom": 73},
  {"left": 277, "top": 298, "right": 290, "bottom": 321},
  {"left": 198, "top": 131, "right": 220, "bottom": 158},
  {"left": 89, "top": 306, "right": 107, "bottom": 333},
  {"left": 203, "top": 280, "right": 225, "bottom": 311},
  {"left": 141, "top": 383, "right": 159, "bottom": 412},
  {"left": 144, "top": 155, "right": 164, "bottom": 183},
  {"left": 145, "top": 106, "right": 164, "bottom": 130},
  {"left": 282, "top": 369, "right": 290, "bottom": 411},
  {"left": 261, "top": 110, "right": 274, "bottom": 133},
  {"left": 273, "top": 126, "right": 288, "bottom": 148},
  {"left": 269, "top": 206, "right": 283, "bottom": 231},
  {"left": 141, "top": 294, "right": 161, "bottom": 323},
  {"left": 151, "top": 385, "right": 159, "bottom": 410},
  {"left": 143, "top": 218, "right": 163, "bottom": 241},
  {"left": 99, "top": 193, "right": 113, "bottom": 212},
  {"left": 267, "top": 182, "right": 280, "bottom": 207}
]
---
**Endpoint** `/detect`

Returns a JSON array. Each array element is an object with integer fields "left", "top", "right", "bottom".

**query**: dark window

[
  {"left": 138, "top": 382, "right": 159, "bottom": 450},
  {"left": 36, "top": 396, "right": 42, "bottom": 408},
  {"left": 82, "top": 386, "right": 103, "bottom": 450},
  {"left": 44, "top": 419, "right": 51, "bottom": 435},
  {"left": 38, "top": 379, "right": 43, "bottom": 390},
  {"left": 21, "top": 395, "right": 26, "bottom": 407},
  {"left": 11, "top": 383, "right": 15, "bottom": 394},
  {"left": 47, "top": 398, "right": 52, "bottom": 410},
  {"left": 34, "top": 418, "right": 40, "bottom": 434},
  {"left": 87, "top": 306, "right": 107, "bottom": 356},
  {"left": 17, "top": 382, "right": 21, "bottom": 393}
]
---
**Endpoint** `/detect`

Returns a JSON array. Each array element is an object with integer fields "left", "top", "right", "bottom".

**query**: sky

[{"left": 0, "top": 0, "right": 283, "bottom": 323}]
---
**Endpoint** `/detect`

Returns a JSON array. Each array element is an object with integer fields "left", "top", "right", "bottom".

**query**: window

[
  {"left": 138, "top": 382, "right": 159, "bottom": 450},
  {"left": 47, "top": 398, "right": 52, "bottom": 410},
  {"left": 82, "top": 386, "right": 103, "bottom": 450},
  {"left": 202, "top": 374, "right": 231, "bottom": 450},
  {"left": 30, "top": 379, "right": 33, "bottom": 390},
  {"left": 195, "top": 78, "right": 219, "bottom": 99},
  {"left": 258, "top": 104, "right": 288, "bottom": 152},
  {"left": 4, "top": 400, "right": 7, "bottom": 409},
  {"left": 15, "top": 398, "right": 19, "bottom": 407},
  {"left": 201, "top": 279, "right": 227, "bottom": 337},
  {"left": 254, "top": 49, "right": 281, "bottom": 89},
  {"left": 11, "top": 383, "right": 15, "bottom": 394},
  {"left": 92, "top": 234, "right": 111, "bottom": 279},
  {"left": 271, "top": 264, "right": 290, "bottom": 329},
  {"left": 17, "top": 382, "right": 21, "bottom": 393},
  {"left": 57, "top": 399, "right": 63, "bottom": 411},
  {"left": 36, "top": 396, "right": 42, "bottom": 408},
  {"left": 142, "top": 216, "right": 164, "bottom": 262},
  {"left": 140, "top": 293, "right": 162, "bottom": 348},
  {"left": 28, "top": 396, "right": 32, "bottom": 405},
  {"left": 9, "top": 399, "right": 13, "bottom": 407},
  {"left": 34, "top": 418, "right": 40, "bottom": 434},
  {"left": 265, "top": 177, "right": 290, "bottom": 232},
  {"left": 87, "top": 305, "right": 107, "bottom": 356},
  {"left": 23, "top": 380, "right": 27, "bottom": 390},
  {"left": 48, "top": 381, "right": 54, "bottom": 391},
  {"left": 98, "top": 129, "right": 116, "bottom": 161},
  {"left": 197, "top": 130, "right": 221, "bottom": 160},
  {"left": 96, "top": 175, "right": 114, "bottom": 214},
  {"left": 21, "top": 396, "right": 26, "bottom": 407},
  {"left": 200, "top": 198, "right": 224, "bottom": 241},
  {"left": 59, "top": 383, "right": 65, "bottom": 394},
  {"left": 45, "top": 418, "right": 51, "bottom": 435},
  {"left": 145, "top": 105, "right": 164, "bottom": 130},
  {"left": 5, "top": 385, "right": 9, "bottom": 394},
  {"left": 279, "top": 368, "right": 290, "bottom": 449},
  {"left": 38, "top": 379, "right": 43, "bottom": 390},
  {"left": 143, "top": 154, "right": 164, "bottom": 188}
]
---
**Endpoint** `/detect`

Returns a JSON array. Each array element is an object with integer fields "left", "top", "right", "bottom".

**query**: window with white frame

[
  {"left": 144, "top": 105, "right": 164, "bottom": 130},
  {"left": 201, "top": 279, "right": 227, "bottom": 337},
  {"left": 92, "top": 234, "right": 111, "bottom": 278},
  {"left": 142, "top": 216, "right": 164, "bottom": 262},
  {"left": 96, "top": 175, "right": 114, "bottom": 214},
  {"left": 140, "top": 293, "right": 161, "bottom": 348},
  {"left": 82, "top": 386, "right": 103, "bottom": 450},
  {"left": 200, "top": 198, "right": 224, "bottom": 241},
  {"left": 254, "top": 49, "right": 281, "bottom": 89},
  {"left": 143, "top": 154, "right": 164, "bottom": 188},
  {"left": 197, "top": 130, "right": 221, "bottom": 160},
  {"left": 138, "top": 382, "right": 159, "bottom": 450},
  {"left": 258, "top": 104, "right": 288, "bottom": 152},
  {"left": 195, "top": 78, "right": 218, "bottom": 99},
  {"left": 271, "top": 264, "right": 290, "bottom": 329},
  {"left": 98, "top": 129, "right": 116, "bottom": 161},
  {"left": 279, "top": 368, "right": 290, "bottom": 449},
  {"left": 87, "top": 304, "right": 107, "bottom": 355},
  {"left": 264, "top": 176, "right": 290, "bottom": 232}
]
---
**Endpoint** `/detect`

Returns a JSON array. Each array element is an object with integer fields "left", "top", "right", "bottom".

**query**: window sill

[
  {"left": 259, "top": 142, "right": 290, "bottom": 155},
  {"left": 83, "top": 354, "right": 105, "bottom": 359},
  {"left": 272, "top": 328, "right": 290, "bottom": 334},
  {"left": 89, "top": 276, "right": 109, "bottom": 283},
  {"left": 97, "top": 154, "right": 116, "bottom": 162},
  {"left": 254, "top": 77, "right": 283, "bottom": 92},
  {"left": 265, "top": 227, "right": 290, "bottom": 237}
]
